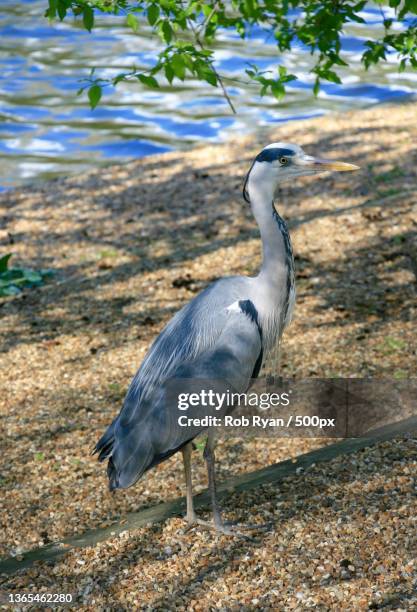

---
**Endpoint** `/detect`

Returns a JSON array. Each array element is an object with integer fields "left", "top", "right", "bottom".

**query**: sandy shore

[{"left": 0, "top": 100, "right": 416, "bottom": 609}]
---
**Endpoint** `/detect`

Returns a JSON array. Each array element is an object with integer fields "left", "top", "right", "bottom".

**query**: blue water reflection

[
  {"left": 321, "top": 83, "right": 412, "bottom": 101},
  {"left": 0, "top": 0, "right": 415, "bottom": 189},
  {"left": 87, "top": 140, "right": 170, "bottom": 158}
]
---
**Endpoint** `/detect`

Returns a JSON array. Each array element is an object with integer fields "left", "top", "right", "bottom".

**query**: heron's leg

[
  {"left": 181, "top": 436, "right": 228, "bottom": 532},
  {"left": 181, "top": 442, "right": 197, "bottom": 524},
  {"left": 203, "top": 429, "right": 223, "bottom": 528},
  {"left": 203, "top": 432, "right": 272, "bottom": 537},
  {"left": 182, "top": 433, "right": 268, "bottom": 538}
]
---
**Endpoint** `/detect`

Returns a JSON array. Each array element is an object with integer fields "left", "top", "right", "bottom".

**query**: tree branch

[{"left": 186, "top": 3, "right": 237, "bottom": 114}]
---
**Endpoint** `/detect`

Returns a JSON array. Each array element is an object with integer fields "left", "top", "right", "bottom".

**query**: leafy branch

[{"left": 45, "top": 0, "right": 417, "bottom": 111}]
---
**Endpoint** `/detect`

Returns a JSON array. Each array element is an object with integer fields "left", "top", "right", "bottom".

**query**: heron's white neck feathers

[{"left": 246, "top": 167, "right": 295, "bottom": 347}]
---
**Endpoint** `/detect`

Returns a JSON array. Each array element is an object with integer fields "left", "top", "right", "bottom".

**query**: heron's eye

[{"left": 279, "top": 157, "right": 288, "bottom": 165}]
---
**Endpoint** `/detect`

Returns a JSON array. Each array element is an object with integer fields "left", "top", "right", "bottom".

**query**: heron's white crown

[{"left": 262, "top": 142, "right": 304, "bottom": 155}]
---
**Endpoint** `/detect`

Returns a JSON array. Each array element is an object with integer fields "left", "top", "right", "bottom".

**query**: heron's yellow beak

[{"left": 299, "top": 156, "right": 360, "bottom": 171}]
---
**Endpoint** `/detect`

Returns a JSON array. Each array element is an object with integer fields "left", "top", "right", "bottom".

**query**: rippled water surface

[{"left": 0, "top": 1, "right": 415, "bottom": 189}]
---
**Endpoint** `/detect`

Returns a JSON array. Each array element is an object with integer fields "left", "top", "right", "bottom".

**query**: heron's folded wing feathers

[
  {"left": 93, "top": 278, "right": 242, "bottom": 465},
  {"left": 104, "top": 297, "right": 262, "bottom": 490},
  {"left": 119, "top": 278, "right": 247, "bottom": 424}
]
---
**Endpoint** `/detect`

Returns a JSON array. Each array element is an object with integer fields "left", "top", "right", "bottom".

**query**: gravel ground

[
  {"left": 1, "top": 439, "right": 416, "bottom": 610},
  {"left": 0, "top": 100, "right": 416, "bottom": 608}
]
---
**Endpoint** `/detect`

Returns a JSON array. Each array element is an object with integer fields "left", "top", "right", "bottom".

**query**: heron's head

[{"left": 243, "top": 142, "right": 359, "bottom": 202}]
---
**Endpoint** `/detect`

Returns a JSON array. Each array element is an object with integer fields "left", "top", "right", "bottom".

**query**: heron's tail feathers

[
  {"left": 93, "top": 420, "right": 149, "bottom": 491},
  {"left": 104, "top": 425, "right": 155, "bottom": 491},
  {"left": 92, "top": 419, "right": 117, "bottom": 462},
  {"left": 107, "top": 456, "right": 119, "bottom": 491},
  {"left": 94, "top": 392, "right": 191, "bottom": 491},
  {"left": 92, "top": 433, "right": 135, "bottom": 492}
]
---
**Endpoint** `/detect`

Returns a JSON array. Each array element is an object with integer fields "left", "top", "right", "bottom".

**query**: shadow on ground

[{"left": 1, "top": 121, "right": 416, "bottom": 356}]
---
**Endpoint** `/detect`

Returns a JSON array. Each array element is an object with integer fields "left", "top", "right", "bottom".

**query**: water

[{"left": 0, "top": 1, "right": 415, "bottom": 190}]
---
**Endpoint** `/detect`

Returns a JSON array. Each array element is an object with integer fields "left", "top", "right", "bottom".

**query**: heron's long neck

[{"left": 248, "top": 180, "right": 293, "bottom": 289}]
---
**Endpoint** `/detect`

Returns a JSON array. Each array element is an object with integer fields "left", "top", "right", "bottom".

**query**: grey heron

[{"left": 94, "top": 142, "right": 359, "bottom": 534}]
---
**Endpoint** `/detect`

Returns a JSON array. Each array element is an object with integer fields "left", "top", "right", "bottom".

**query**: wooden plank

[{"left": 1, "top": 415, "right": 416, "bottom": 576}]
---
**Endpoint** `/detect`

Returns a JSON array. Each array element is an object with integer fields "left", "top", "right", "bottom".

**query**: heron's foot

[
  {"left": 184, "top": 511, "right": 198, "bottom": 525},
  {"left": 183, "top": 515, "right": 220, "bottom": 530},
  {"left": 183, "top": 511, "right": 201, "bottom": 531},
  {"left": 183, "top": 515, "right": 255, "bottom": 539}
]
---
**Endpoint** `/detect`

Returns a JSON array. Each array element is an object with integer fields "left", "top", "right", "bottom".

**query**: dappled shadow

[
  {"left": 298, "top": 228, "right": 416, "bottom": 325},
  {"left": 5, "top": 434, "right": 414, "bottom": 608},
  {"left": 1, "top": 104, "right": 416, "bottom": 607},
  {"left": 0, "top": 117, "right": 416, "bottom": 359}
]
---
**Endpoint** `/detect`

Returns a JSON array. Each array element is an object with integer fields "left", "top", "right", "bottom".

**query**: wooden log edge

[{"left": 1, "top": 415, "right": 416, "bottom": 576}]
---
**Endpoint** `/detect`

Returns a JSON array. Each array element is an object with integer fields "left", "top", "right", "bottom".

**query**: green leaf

[
  {"left": 236, "top": 21, "right": 246, "bottom": 37},
  {"left": 278, "top": 65, "right": 287, "bottom": 79},
  {"left": 0, "top": 253, "right": 12, "bottom": 274},
  {"left": 46, "top": 0, "right": 57, "bottom": 19},
  {"left": 113, "top": 72, "right": 128, "bottom": 85},
  {"left": 260, "top": 83, "right": 269, "bottom": 96},
  {"left": 171, "top": 54, "right": 186, "bottom": 80},
  {"left": 182, "top": 53, "right": 194, "bottom": 71},
  {"left": 271, "top": 82, "right": 285, "bottom": 100},
  {"left": 0, "top": 257, "right": 53, "bottom": 297},
  {"left": 362, "top": 41, "right": 387, "bottom": 69},
  {"left": 22, "top": 270, "right": 42, "bottom": 283},
  {"left": 137, "top": 74, "right": 159, "bottom": 88},
  {"left": 108, "top": 382, "right": 121, "bottom": 393},
  {"left": 324, "top": 70, "right": 342, "bottom": 84},
  {"left": 127, "top": 13, "right": 138, "bottom": 32},
  {"left": 195, "top": 61, "right": 217, "bottom": 86},
  {"left": 83, "top": 6, "right": 94, "bottom": 32},
  {"left": 203, "top": 70, "right": 217, "bottom": 86},
  {"left": 162, "top": 21, "right": 173, "bottom": 43},
  {"left": 201, "top": 4, "right": 212, "bottom": 18},
  {"left": 0, "top": 285, "right": 20, "bottom": 297},
  {"left": 57, "top": 0, "right": 67, "bottom": 21},
  {"left": 164, "top": 64, "right": 175, "bottom": 84},
  {"left": 405, "top": 0, "right": 417, "bottom": 13},
  {"left": 148, "top": 4, "right": 160, "bottom": 26},
  {"left": 88, "top": 84, "right": 102, "bottom": 109},
  {"left": 1, "top": 269, "right": 24, "bottom": 281}
]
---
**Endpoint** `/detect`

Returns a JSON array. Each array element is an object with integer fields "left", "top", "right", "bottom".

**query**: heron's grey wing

[
  {"left": 104, "top": 298, "right": 263, "bottom": 490},
  {"left": 108, "top": 277, "right": 251, "bottom": 429},
  {"left": 94, "top": 278, "right": 246, "bottom": 463}
]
